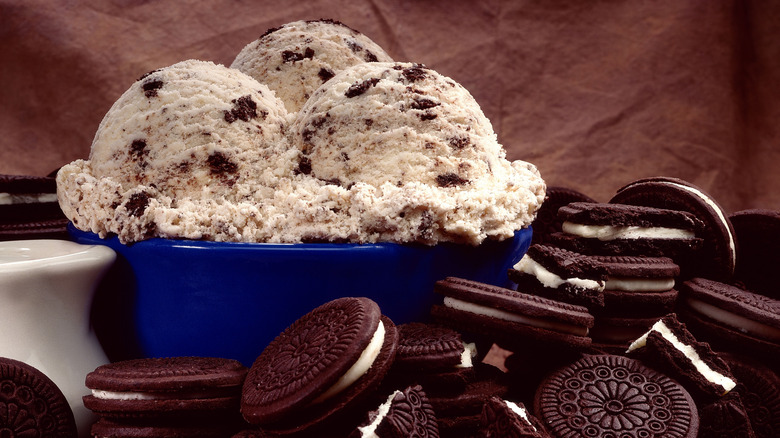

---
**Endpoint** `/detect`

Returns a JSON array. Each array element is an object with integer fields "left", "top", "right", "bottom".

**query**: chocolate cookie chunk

[
  {"left": 729, "top": 209, "right": 780, "bottom": 300},
  {"left": 534, "top": 354, "right": 699, "bottom": 438},
  {"left": 699, "top": 393, "right": 757, "bottom": 438},
  {"left": 479, "top": 396, "right": 550, "bottom": 437},
  {"left": 351, "top": 385, "right": 438, "bottom": 438},
  {"left": 241, "top": 297, "right": 398, "bottom": 435},
  {"left": 0, "top": 357, "right": 77, "bottom": 437},
  {"left": 431, "top": 277, "right": 594, "bottom": 351},
  {"left": 610, "top": 176, "right": 736, "bottom": 281}
]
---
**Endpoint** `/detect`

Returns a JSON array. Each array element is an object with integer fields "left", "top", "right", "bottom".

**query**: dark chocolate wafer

[
  {"left": 610, "top": 176, "right": 736, "bottom": 281},
  {"left": 0, "top": 357, "right": 77, "bottom": 437},
  {"left": 699, "top": 392, "right": 757, "bottom": 438},
  {"left": 535, "top": 354, "right": 699, "bottom": 438}
]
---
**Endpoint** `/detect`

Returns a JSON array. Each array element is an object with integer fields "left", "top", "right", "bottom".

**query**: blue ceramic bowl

[{"left": 70, "top": 224, "right": 532, "bottom": 366}]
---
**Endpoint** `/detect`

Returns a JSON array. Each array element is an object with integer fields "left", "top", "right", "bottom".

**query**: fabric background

[{"left": 1, "top": 0, "right": 778, "bottom": 212}]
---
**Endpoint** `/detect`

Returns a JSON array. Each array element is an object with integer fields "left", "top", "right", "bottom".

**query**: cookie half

[
  {"left": 479, "top": 396, "right": 550, "bottom": 437},
  {"left": 508, "top": 244, "right": 607, "bottom": 308},
  {"left": 610, "top": 176, "right": 736, "bottom": 281},
  {"left": 351, "top": 385, "right": 438, "bottom": 438},
  {"left": 431, "top": 277, "right": 594, "bottom": 351},
  {"left": 241, "top": 297, "right": 398, "bottom": 435},
  {"left": 534, "top": 354, "right": 699, "bottom": 438},
  {"left": 0, "top": 357, "right": 77, "bottom": 437},
  {"left": 720, "top": 352, "right": 780, "bottom": 438},
  {"left": 627, "top": 313, "right": 737, "bottom": 400},
  {"left": 678, "top": 278, "right": 780, "bottom": 359}
]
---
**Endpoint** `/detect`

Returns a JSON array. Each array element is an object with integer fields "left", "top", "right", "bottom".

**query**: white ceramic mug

[{"left": 0, "top": 239, "right": 116, "bottom": 438}]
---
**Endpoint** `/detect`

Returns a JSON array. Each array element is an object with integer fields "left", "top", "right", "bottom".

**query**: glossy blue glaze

[{"left": 70, "top": 224, "right": 532, "bottom": 366}]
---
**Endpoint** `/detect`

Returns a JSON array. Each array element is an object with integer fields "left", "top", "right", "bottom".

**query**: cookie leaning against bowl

[
  {"left": 534, "top": 354, "right": 699, "bottom": 438},
  {"left": 83, "top": 356, "right": 248, "bottom": 420},
  {"left": 0, "top": 173, "right": 69, "bottom": 240},
  {"left": 241, "top": 296, "right": 398, "bottom": 436},
  {"left": 610, "top": 176, "right": 736, "bottom": 282},
  {"left": 678, "top": 278, "right": 780, "bottom": 361},
  {"left": 0, "top": 357, "right": 77, "bottom": 437},
  {"left": 431, "top": 277, "right": 594, "bottom": 351}
]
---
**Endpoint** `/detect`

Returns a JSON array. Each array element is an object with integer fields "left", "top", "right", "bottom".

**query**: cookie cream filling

[
  {"left": 685, "top": 298, "right": 780, "bottom": 342},
  {"left": 562, "top": 222, "right": 695, "bottom": 241},
  {"left": 457, "top": 342, "right": 477, "bottom": 368},
  {"left": 605, "top": 276, "right": 675, "bottom": 292},
  {"left": 661, "top": 181, "right": 736, "bottom": 269},
  {"left": 505, "top": 400, "right": 536, "bottom": 431},
  {"left": 443, "top": 296, "right": 588, "bottom": 336},
  {"left": 357, "top": 389, "right": 398, "bottom": 437},
  {"left": 627, "top": 319, "right": 737, "bottom": 394},
  {"left": 0, "top": 193, "right": 58, "bottom": 204},
  {"left": 312, "top": 320, "right": 386, "bottom": 404},
  {"left": 91, "top": 388, "right": 224, "bottom": 400},
  {"left": 513, "top": 255, "right": 604, "bottom": 291}
]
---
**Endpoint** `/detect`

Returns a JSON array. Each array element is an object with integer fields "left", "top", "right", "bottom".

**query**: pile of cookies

[{"left": 1, "top": 175, "right": 778, "bottom": 438}]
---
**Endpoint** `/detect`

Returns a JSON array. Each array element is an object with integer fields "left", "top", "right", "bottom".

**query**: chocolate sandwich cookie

[
  {"left": 0, "top": 357, "right": 77, "bottom": 437},
  {"left": 591, "top": 254, "right": 680, "bottom": 315},
  {"left": 530, "top": 186, "right": 596, "bottom": 246},
  {"left": 549, "top": 201, "right": 703, "bottom": 260},
  {"left": 535, "top": 354, "right": 699, "bottom": 438},
  {"left": 431, "top": 277, "right": 594, "bottom": 351},
  {"left": 626, "top": 314, "right": 737, "bottom": 401},
  {"left": 589, "top": 315, "right": 663, "bottom": 353},
  {"left": 508, "top": 244, "right": 607, "bottom": 308},
  {"left": 729, "top": 209, "right": 780, "bottom": 299},
  {"left": 720, "top": 352, "right": 780, "bottom": 438},
  {"left": 241, "top": 297, "right": 398, "bottom": 436},
  {"left": 351, "top": 385, "right": 438, "bottom": 438},
  {"left": 84, "top": 356, "right": 248, "bottom": 420},
  {"left": 478, "top": 396, "right": 550, "bottom": 437},
  {"left": 678, "top": 278, "right": 780, "bottom": 361},
  {"left": 610, "top": 176, "right": 736, "bottom": 281},
  {"left": 384, "top": 323, "right": 477, "bottom": 395},
  {"left": 0, "top": 174, "right": 69, "bottom": 240}
]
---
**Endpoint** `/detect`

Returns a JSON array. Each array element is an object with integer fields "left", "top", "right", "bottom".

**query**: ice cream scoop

[{"left": 232, "top": 19, "right": 393, "bottom": 113}]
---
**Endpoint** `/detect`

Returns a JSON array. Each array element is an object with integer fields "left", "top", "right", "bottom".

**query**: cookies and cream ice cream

[
  {"left": 231, "top": 19, "right": 393, "bottom": 113},
  {"left": 58, "top": 38, "right": 545, "bottom": 245}
]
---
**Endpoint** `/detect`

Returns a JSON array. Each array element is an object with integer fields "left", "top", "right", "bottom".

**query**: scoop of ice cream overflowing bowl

[{"left": 57, "top": 29, "right": 545, "bottom": 366}]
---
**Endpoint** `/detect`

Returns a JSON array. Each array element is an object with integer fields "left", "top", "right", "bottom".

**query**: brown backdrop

[{"left": 2, "top": 0, "right": 778, "bottom": 213}]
